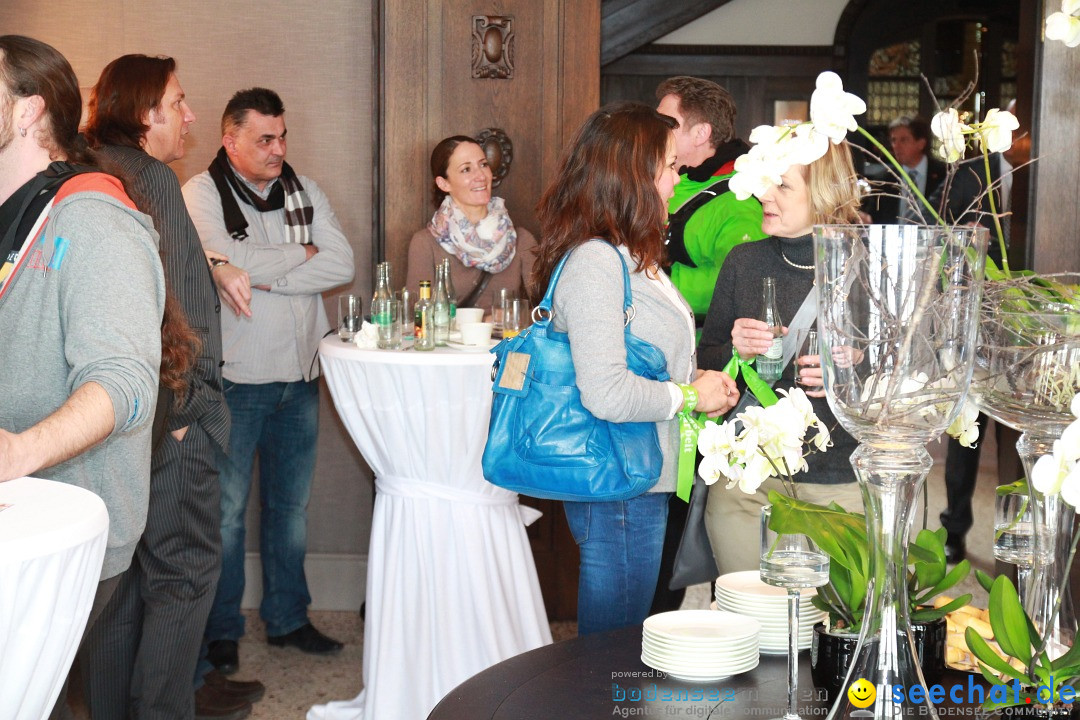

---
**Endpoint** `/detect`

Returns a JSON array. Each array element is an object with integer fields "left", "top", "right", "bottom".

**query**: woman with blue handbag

[{"left": 530, "top": 103, "right": 740, "bottom": 635}]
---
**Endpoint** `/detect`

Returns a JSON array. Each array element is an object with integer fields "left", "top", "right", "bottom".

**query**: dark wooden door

[{"left": 378, "top": 0, "right": 600, "bottom": 619}]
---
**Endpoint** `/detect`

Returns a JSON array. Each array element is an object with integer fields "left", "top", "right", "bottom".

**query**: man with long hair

[
  {"left": 80, "top": 55, "right": 262, "bottom": 720},
  {"left": 0, "top": 36, "right": 164, "bottom": 719}
]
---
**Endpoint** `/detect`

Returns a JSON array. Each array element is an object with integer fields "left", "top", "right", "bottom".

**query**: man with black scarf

[
  {"left": 183, "top": 88, "right": 354, "bottom": 675},
  {"left": 653, "top": 77, "right": 766, "bottom": 613}
]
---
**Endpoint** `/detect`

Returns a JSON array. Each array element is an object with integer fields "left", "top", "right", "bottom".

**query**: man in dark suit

[
  {"left": 80, "top": 55, "right": 263, "bottom": 720},
  {"left": 864, "top": 115, "right": 946, "bottom": 224}
]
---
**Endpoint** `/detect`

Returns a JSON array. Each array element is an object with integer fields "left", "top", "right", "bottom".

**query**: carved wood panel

[{"left": 379, "top": 0, "right": 600, "bottom": 619}]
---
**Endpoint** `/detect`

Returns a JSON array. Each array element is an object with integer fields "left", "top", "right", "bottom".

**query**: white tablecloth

[
  {"left": 309, "top": 339, "right": 551, "bottom": 720},
  {"left": 0, "top": 476, "right": 108, "bottom": 720}
]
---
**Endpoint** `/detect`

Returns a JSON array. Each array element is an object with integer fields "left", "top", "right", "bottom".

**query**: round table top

[
  {"left": 320, "top": 335, "right": 497, "bottom": 367},
  {"left": 0, "top": 476, "right": 109, "bottom": 563}
]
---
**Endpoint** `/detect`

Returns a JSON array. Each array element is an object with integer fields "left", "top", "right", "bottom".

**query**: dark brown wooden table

[{"left": 428, "top": 624, "right": 987, "bottom": 720}]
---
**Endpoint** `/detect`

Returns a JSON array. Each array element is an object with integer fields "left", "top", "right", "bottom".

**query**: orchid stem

[
  {"left": 1028, "top": 520, "right": 1080, "bottom": 679},
  {"left": 981, "top": 149, "right": 1011, "bottom": 276},
  {"left": 857, "top": 127, "right": 945, "bottom": 225}
]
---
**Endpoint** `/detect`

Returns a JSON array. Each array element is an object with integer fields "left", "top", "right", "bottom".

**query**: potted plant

[
  {"left": 965, "top": 573, "right": 1080, "bottom": 718},
  {"left": 766, "top": 490, "right": 972, "bottom": 698},
  {"left": 963, "top": 397, "right": 1080, "bottom": 717}
]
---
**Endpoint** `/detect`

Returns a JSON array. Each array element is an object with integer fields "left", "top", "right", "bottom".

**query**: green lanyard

[{"left": 674, "top": 352, "right": 780, "bottom": 502}]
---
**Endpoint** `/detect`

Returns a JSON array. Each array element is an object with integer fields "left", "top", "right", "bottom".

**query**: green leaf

[
  {"left": 965, "top": 627, "right": 1028, "bottom": 682},
  {"left": 914, "top": 560, "right": 971, "bottom": 605},
  {"left": 975, "top": 569, "right": 995, "bottom": 593},
  {"left": 911, "top": 593, "right": 972, "bottom": 622},
  {"left": 1051, "top": 629, "right": 1080, "bottom": 671},
  {"left": 988, "top": 575, "right": 1032, "bottom": 665}
]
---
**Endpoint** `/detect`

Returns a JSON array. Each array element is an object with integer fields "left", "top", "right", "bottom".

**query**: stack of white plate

[
  {"left": 641, "top": 610, "right": 760, "bottom": 682},
  {"left": 714, "top": 570, "right": 827, "bottom": 655}
]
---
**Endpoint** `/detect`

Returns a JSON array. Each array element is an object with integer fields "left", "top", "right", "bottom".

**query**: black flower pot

[
  {"left": 809, "top": 618, "right": 948, "bottom": 702},
  {"left": 910, "top": 616, "right": 947, "bottom": 686},
  {"left": 810, "top": 623, "right": 860, "bottom": 702}
]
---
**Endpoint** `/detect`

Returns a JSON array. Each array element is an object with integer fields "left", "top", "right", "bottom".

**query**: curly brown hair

[
  {"left": 530, "top": 102, "right": 677, "bottom": 302},
  {"left": 159, "top": 290, "right": 200, "bottom": 407}
]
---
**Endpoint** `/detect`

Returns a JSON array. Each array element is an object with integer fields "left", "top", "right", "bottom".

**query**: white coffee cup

[
  {"left": 458, "top": 322, "right": 493, "bottom": 346},
  {"left": 456, "top": 307, "right": 485, "bottom": 325}
]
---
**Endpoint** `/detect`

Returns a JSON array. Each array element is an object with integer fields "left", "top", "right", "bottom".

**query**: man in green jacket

[{"left": 656, "top": 77, "right": 766, "bottom": 326}]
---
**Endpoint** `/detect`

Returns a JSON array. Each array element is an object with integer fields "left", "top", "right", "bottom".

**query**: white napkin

[{"left": 353, "top": 321, "right": 379, "bottom": 348}]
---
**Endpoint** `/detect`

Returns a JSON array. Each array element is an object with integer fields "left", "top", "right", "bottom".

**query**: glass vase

[
  {"left": 969, "top": 279, "right": 1080, "bottom": 657},
  {"left": 813, "top": 224, "right": 987, "bottom": 720}
]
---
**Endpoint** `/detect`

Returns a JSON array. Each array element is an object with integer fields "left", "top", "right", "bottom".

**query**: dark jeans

[{"left": 205, "top": 379, "right": 319, "bottom": 641}]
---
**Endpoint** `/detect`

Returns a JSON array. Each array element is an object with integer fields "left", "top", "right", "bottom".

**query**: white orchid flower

[
  {"left": 729, "top": 148, "right": 784, "bottom": 201},
  {"left": 1047, "top": 2, "right": 1080, "bottom": 47},
  {"left": 975, "top": 109, "right": 1020, "bottom": 154},
  {"left": 697, "top": 419, "right": 739, "bottom": 458},
  {"left": 1071, "top": 392, "right": 1080, "bottom": 420},
  {"left": 1032, "top": 453, "right": 1066, "bottom": 496},
  {"left": 811, "top": 422, "right": 832, "bottom": 452},
  {"left": 931, "top": 109, "right": 969, "bottom": 162},
  {"left": 809, "top": 71, "right": 866, "bottom": 143},
  {"left": 737, "top": 454, "right": 773, "bottom": 494},
  {"left": 946, "top": 403, "right": 981, "bottom": 448},
  {"left": 697, "top": 452, "right": 732, "bottom": 486},
  {"left": 1029, "top": 408, "right": 1080, "bottom": 509}
]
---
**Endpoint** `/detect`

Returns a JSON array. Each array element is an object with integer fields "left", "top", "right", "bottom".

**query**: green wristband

[{"left": 678, "top": 383, "right": 698, "bottom": 413}]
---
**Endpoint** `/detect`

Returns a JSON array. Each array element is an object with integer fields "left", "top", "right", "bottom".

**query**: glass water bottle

[{"left": 757, "top": 276, "right": 783, "bottom": 382}]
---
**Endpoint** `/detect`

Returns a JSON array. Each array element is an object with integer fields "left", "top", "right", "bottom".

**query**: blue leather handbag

[{"left": 481, "top": 243, "right": 670, "bottom": 502}]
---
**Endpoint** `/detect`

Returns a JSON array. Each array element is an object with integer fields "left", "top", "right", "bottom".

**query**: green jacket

[{"left": 668, "top": 171, "right": 766, "bottom": 317}]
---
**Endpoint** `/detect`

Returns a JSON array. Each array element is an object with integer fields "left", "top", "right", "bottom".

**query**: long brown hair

[
  {"left": 0, "top": 35, "right": 93, "bottom": 164},
  {"left": 84, "top": 54, "right": 176, "bottom": 150},
  {"left": 531, "top": 102, "right": 676, "bottom": 302}
]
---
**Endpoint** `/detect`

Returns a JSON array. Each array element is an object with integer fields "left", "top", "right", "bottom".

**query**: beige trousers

[{"left": 703, "top": 476, "right": 864, "bottom": 576}]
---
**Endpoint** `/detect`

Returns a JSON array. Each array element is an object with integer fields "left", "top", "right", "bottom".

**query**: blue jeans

[
  {"left": 205, "top": 379, "right": 319, "bottom": 641},
  {"left": 563, "top": 492, "right": 669, "bottom": 636}
]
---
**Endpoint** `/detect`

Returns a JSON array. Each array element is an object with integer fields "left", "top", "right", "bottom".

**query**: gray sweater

[
  {"left": 551, "top": 240, "right": 695, "bottom": 493},
  {"left": 0, "top": 175, "right": 165, "bottom": 578}
]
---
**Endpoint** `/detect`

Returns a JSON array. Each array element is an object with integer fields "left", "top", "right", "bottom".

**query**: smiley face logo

[{"left": 847, "top": 678, "right": 876, "bottom": 708}]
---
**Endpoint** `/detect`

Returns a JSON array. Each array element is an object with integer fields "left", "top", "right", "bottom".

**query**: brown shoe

[
  {"left": 194, "top": 683, "right": 252, "bottom": 720},
  {"left": 204, "top": 669, "right": 266, "bottom": 703}
]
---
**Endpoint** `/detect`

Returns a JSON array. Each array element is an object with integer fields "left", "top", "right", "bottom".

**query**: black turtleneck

[
  {"left": 682, "top": 139, "right": 750, "bottom": 182},
  {"left": 697, "top": 232, "right": 858, "bottom": 485}
]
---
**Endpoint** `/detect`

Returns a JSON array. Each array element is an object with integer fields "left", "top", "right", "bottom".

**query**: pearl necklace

[{"left": 780, "top": 248, "right": 814, "bottom": 271}]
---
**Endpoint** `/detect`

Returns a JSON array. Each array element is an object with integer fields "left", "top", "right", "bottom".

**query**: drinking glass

[
  {"left": 760, "top": 505, "right": 829, "bottom": 720},
  {"left": 338, "top": 294, "right": 362, "bottom": 342},
  {"left": 795, "top": 329, "right": 819, "bottom": 387},
  {"left": 492, "top": 289, "right": 512, "bottom": 334},
  {"left": 994, "top": 489, "right": 1054, "bottom": 604},
  {"left": 397, "top": 290, "right": 414, "bottom": 341},
  {"left": 374, "top": 298, "right": 402, "bottom": 350},
  {"left": 503, "top": 298, "right": 530, "bottom": 339}
]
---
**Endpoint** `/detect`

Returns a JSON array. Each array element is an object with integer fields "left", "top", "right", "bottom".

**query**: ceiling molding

[{"left": 601, "top": 0, "right": 736, "bottom": 66}]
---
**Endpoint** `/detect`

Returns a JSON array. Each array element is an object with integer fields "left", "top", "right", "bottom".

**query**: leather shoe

[
  {"left": 207, "top": 639, "right": 239, "bottom": 676},
  {"left": 204, "top": 669, "right": 265, "bottom": 704},
  {"left": 267, "top": 622, "right": 344, "bottom": 655},
  {"left": 944, "top": 534, "right": 966, "bottom": 564},
  {"left": 194, "top": 683, "right": 251, "bottom": 720}
]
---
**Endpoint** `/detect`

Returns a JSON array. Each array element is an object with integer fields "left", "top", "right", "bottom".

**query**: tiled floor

[{"left": 242, "top": 432, "right": 1004, "bottom": 718}]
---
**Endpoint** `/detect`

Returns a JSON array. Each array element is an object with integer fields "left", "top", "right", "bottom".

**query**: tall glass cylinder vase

[
  {"left": 813, "top": 224, "right": 987, "bottom": 720},
  {"left": 968, "top": 276, "right": 1080, "bottom": 658}
]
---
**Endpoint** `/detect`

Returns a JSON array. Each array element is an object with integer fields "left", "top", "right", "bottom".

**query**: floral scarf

[{"left": 428, "top": 195, "right": 517, "bottom": 273}]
